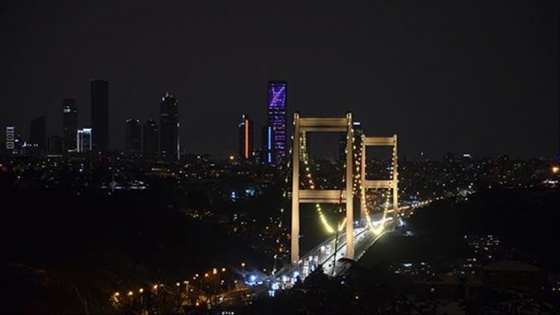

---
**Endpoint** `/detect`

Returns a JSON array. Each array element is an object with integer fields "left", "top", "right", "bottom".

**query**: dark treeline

[{"left": 0, "top": 181, "right": 268, "bottom": 314}]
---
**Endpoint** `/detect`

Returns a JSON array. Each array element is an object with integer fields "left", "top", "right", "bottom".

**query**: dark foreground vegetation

[{"left": 0, "top": 183, "right": 269, "bottom": 314}]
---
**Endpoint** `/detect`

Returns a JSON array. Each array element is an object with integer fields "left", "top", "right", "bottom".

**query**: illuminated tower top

[
  {"left": 267, "top": 81, "right": 287, "bottom": 165},
  {"left": 238, "top": 114, "right": 254, "bottom": 161}
]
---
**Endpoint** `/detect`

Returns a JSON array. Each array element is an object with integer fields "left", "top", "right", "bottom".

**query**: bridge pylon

[
  {"left": 360, "top": 134, "right": 398, "bottom": 222},
  {"left": 291, "top": 112, "right": 354, "bottom": 265}
]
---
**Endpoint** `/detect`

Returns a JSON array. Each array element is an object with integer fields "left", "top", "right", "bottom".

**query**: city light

[{"left": 3, "top": 2, "right": 558, "bottom": 313}]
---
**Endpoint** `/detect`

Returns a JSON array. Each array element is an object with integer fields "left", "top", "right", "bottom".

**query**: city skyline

[{"left": 0, "top": 0, "right": 558, "bottom": 160}]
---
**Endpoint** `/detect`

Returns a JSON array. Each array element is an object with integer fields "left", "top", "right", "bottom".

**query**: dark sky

[{"left": 0, "top": 0, "right": 558, "bottom": 160}]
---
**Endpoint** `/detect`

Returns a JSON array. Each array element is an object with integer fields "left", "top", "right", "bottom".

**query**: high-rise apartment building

[
  {"left": 143, "top": 119, "right": 159, "bottom": 158},
  {"left": 267, "top": 81, "right": 287, "bottom": 164},
  {"left": 91, "top": 80, "right": 109, "bottom": 152},
  {"left": 159, "top": 93, "right": 180, "bottom": 160},
  {"left": 125, "top": 119, "right": 142, "bottom": 155},
  {"left": 5, "top": 127, "right": 23, "bottom": 156},
  {"left": 63, "top": 98, "right": 78, "bottom": 152},
  {"left": 238, "top": 114, "right": 254, "bottom": 161},
  {"left": 5, "top": 126, "right": 15, "bottom": 152}
]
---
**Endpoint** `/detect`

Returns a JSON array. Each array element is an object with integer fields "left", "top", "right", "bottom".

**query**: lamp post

[{"left": 138, "top": 288, "right": 144, "bottom": 307}]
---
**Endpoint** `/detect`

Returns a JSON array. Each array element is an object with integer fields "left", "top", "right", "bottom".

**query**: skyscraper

[
  {"left": 29, "top": 116, "right": 46, "bottom": 155},
  {"left": 63, "top": 98, "right": 78, "bottom": 152},
  {"left": 48, "top": 135, "right": 64, "bottom": 155},
  {"left": 5, "top": 126, "right": 15, "bottom": 152},
  {"left": 267, "top": 81, "right": 287, "bottom": 164},
  {"left": 261, "top": 125, "right": 273, "bottom": 164},
  {"left": 238, "top": 114, "right": 254, "bottom": 161},
  {"left": 159, "top": 93, "right": 180, "bottom": 160},
  {"left": 143, "top": 119, "right": 159, "bottom": 158},
  {"left": 91, "top": 79, "right": 109, "bottom": 152},
  {"left": 77, "top": 128, "right": 92, "bottom": 153},
  {"left": 125, "top": 119, "right": 142, "bottom": 156}
]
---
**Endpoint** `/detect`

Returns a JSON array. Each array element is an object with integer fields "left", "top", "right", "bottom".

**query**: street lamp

[{"left": 138, "top": 288, "right": 144, "bottom": 307}]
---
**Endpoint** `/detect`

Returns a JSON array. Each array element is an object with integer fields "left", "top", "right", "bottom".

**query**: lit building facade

[
  {"left": 238, "top": 114, "right": 254, "bottom": 161},
  {"left": 260, "top": 125, "right": 273, "bottom": 164},
  {"left": 63, "top": 98, "right": 78, "bottom": 152},
  {"left": 91, "top": 80, "right": 109, "bottom": 152},
  {"left": 5, "top": 126, "right": 15, "bottom": 152},
  {"left": 267, "top": 81, "right": 287, "bottom": 164},
  {"left": 143, "top": 119, "right": 159, "bottom": 158},
  {"left": 125, "top": 119, "right": 142, "bottom": 155},
  {"left": 77, "top": 128, "right": 92, "bottom": 153},
  {"left": 159, "top": 93, "right": 180, "bottom": 160}
]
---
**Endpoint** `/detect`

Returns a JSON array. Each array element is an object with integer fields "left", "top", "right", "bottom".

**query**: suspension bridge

[{"left": 264, "top": 112, "right": 405, "bottom": 293}]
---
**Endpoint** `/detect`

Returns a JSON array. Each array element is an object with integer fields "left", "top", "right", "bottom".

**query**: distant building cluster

[
  {"left": 2, "top": 80, "right": 289, "bottom": 165},
  {"left": 237, "top": 80, "right": 288, "bottom": 165},
  {"left": 2, "top": 79, "right": 110, "bottom": 157}
]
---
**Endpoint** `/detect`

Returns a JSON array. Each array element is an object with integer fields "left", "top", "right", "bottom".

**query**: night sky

[{"left": 0, "top": 0, "right": 558, "bottom": 160}]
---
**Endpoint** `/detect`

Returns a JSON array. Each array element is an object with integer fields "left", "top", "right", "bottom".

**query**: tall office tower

[
  {"left": 238, "top": 114, "right": 254, "bottom": 161},
  {"left": 48, "top": 135, "right": 64, "bottom": 154},
  {"left": 62, "top": 98, "right": 78, "bottom": 152},
  {"left": 5, "top": 126, "right": 15, "bottom": 152},
  {"left": 125, "top": 119, "right": 142, "bottom": 155},
  {"left": 29, "top": 116, "right": 46, "bottom": 154},
  {"left": 267, "top": 81, "right": 287, "bottom": 164},
  {"left": 91, "top": 79, "right": 109, "bottom": 152},
  {"left": 77, "top": 128, "right": 92, "bottom": 153},
  {"left": 143, "top": 119, "right": 159, "bottom": 158},
  {"left": 159, "top": 93, "right": 180, "bottom": 160},
  {"left": 261, "top": 125, "right": 273, "bottom": 164}
]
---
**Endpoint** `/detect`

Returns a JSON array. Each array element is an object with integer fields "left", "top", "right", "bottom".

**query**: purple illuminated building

[{"left": 267, "top": 81, "right": 287, "bottom": 164}]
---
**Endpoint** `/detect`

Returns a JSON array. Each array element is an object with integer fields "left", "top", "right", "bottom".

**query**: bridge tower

[
  {"left": 360, "top": 135, "right": 398, "bottom": 221},
  {"left": 291, "top": 112, "right": 354, "bottom": 265}
]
